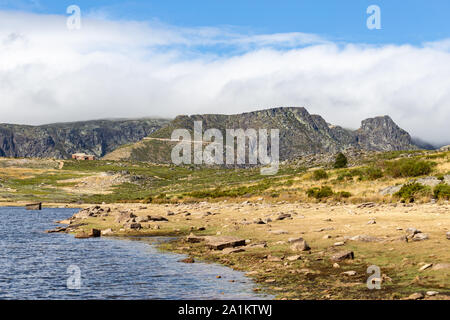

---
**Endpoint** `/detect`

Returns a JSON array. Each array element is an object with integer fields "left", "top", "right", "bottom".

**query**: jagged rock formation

[
  {"left": 0, "top": 119, "right": 169, "bottom": 159},
  {"left": 355, "top": 115, "right": 417, "bottom": 151},
  {"left": 105, "top": 107, "right": 419, "bottom": 163}
]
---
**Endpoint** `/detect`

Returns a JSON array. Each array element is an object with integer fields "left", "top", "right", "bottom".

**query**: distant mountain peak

[{"left": 106, "top": 107, "right": 421, "bottom": 163}]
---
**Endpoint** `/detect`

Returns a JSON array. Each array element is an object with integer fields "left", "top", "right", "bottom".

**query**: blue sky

[{"left": 1, "top": 0, "right": 449, "bottom": 45}]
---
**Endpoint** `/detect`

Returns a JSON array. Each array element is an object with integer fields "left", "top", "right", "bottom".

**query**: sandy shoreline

[{"left": 27, "top": 200, "right": 449, "bottom": 300}]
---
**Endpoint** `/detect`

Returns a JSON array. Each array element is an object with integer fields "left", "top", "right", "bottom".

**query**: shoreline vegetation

[{"left": 0, "top": 149, "right": 449, "bottom": 299}]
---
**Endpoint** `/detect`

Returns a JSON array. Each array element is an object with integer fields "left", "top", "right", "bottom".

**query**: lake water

[{"left": 0, "top": 207, "right": 270, "bottom": 299}]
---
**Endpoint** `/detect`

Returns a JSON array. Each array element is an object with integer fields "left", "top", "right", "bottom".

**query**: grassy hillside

[{"left": 1, "top": 149, "right": 449, "bottom": 205}]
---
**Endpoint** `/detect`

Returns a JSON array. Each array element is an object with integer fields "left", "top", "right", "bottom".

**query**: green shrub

[
  {"left": 366, "top": 166, "right": 384, "bottom": 180},
  {"left": 312, "top": 169, "right": 328, "bottom": 180},
  {"left": 306, "top": 186, "right": 334, "bottom": 199},
  {"left": 433, "top": 183, "right": 450, "bottom": 200},
  {"left": 337, "top": 171, "right": 353, "bottom": 181},
  {"left": 334, "top": 153, "right": 348, "bottom": 169},
  {"left": 394, "top": 182, "right": 430, "bottom": 202},
  {"left": 335, "top": 191, "right": 352, "bottom": 198},
  {"left": 384, "top": 159, "right": 433, "bottom": 178}
]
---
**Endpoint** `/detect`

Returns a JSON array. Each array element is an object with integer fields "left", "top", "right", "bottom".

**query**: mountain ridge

[
  {"left": 105, "top": 107, "right": 421, "bottom": 163},
  {"left": 0, "top": 119, "right": 170, "bottom": 159}
]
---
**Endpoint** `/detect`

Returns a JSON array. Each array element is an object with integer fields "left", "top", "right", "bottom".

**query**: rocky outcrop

[
  {"left": 355, "top": 116, "right": 416, "bottom": 151},
  {"left": 1, "top": 107, "right": 421, "bottom": 162},
  {"left": 117, "top": 107, "right": 420, "bottom": 163},
  {"left": 0, "top": 119, "right": 169, "bottom": 159}
]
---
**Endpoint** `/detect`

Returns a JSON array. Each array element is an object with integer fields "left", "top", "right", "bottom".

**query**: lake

[{"left": 0, "top": 207, "right": 271, "bottom": 299}]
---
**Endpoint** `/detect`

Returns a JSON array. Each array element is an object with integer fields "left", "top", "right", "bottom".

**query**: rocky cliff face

[
  {"left": 114, "top": 107, "right": 419, "bottom": 163},
  {"left": 0, "top": 108, "right": 420, "bottom": 161},
  {"left": 0, "top": 119, "right": 169, "bottom": 159},
  {"left": 355, "top": 116, "right": 416, "bottom": 151}
]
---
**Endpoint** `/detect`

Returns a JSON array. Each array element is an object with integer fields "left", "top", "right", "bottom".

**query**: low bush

[
  {"left": 394, "top": 182, "right": 430, "bottom": 202},
  {"left": 365, "top": 166, "right": 384, "bottom": 180},
  {"left": 312, "top": 169, "right": 328, "bottom": 181},
  {"left": 433, "top": 183, "right": 450, "bottom": 200},
  {"left": 384, "top": 159, "right": 433, "bottom": 178},
  {"left": 306, "top": 186, "right": 334, "bottom": 199},
  {"left": 335, "top": 191, "right": 352, "bottom": 198}
]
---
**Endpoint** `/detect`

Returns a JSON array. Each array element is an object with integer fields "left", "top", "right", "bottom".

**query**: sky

[{"left": 0, "top": 0, "right": 449, "bottom": 145}]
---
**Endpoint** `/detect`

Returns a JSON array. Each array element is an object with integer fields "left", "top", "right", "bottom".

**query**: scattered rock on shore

[
  {"left": 289, "top": 238, "right": 310, "bottom": 251},
  {"left": 180, "top": 257, "right": 195, "bottom": 263},
  {"left": 204, "top": 236, "right": 246, "bottom": 250},
  {"left": 186, "top": 233, "right": 204, "bottom": 243},
  {"left": 74, "top": 231, "right": 90, "bottom": 239},
  {"left": 101, "top": 228, "right": 114, "bottom": 236},
  {"left": 330, "top": 251, "right": 354, "bottom": 262},
  {"left": 88, "top": 229, "right": 101, "bottom": 237},
  {"left": 222, "top": 247, "right": 245, "bottom": 254},
  {"left": 406, "top": 292, "right": 424, "bottom": 300}
]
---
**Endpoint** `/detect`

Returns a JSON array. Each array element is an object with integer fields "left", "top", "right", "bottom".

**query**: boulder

[
  {"left": 88, "top": 229, "right": 101, "bottom": 237},
  {"left": 412, "top": 233, "right": 429, "bottom": 241},
  {"left": 267, "top": 255, "right": 283, "bottom": 262},
  {"left": 46, "top": 227, "right": 67, "bottom": 233},
  {"left": 115, "top": 211, "right": 136, "bottom": 223},
  {"left": 148, "top": 215, "right": 168, "bottom": 222},
  {"left": 25, "top": 202, "right": 42, "bottom": 211},
  {"left": 349, "top": 235, "right": 381, "bottom": 242},
  {"left": 125, "top": 223, "right": 142, "bottom": 230},
  {"left": 186, "top": 233, "right": 204, "bottom": 243},
  {"left": 330, "top": 251, "right": 354, "bottom": 262},
  {"left": 101, "top": 228, "right": 114, "bottom": 236},
  {"left": 275, "top": 213, "right": 291, "bottom": 221},
  {"left": 418, "top": 263, "right": 433, "bottom": 271},
  {"left": 270, "top": 230, "right": 288, "bottom": 235},
  {"left": 289, "top": 238, "right": 310, "bottom": 251},
  {"left": 406, "top": 228, "right": 421, "bottom": 236},
  {"left": 204, "top": 236, "right": 246, "bottom": 250},
  {"left": 447, "top": 232, "right": 450, "bottom": 240},
  {"left": 246, "top": 242, "right": 267, "bottom": 249},
  {"left": 431, "top": 263, "right": 450, "bottom": 271},
  {"left": 357, "top": 202, "right": 376, "bottom": 209},
  {"left": 253, "top": 218, "right": 266, "bottom": 224},
  {"left": 379, "top": 185, "right": 402, "bottom": 196},
  {"left": 74, "top": 231, "right": 90, "bottom": 239},
  {"left": 180, "top": 258, "right": 195, "bottom": 263},
  {"left": 222, "top": 247, "right": 245, "bottom": 254},
  {"left": 286, "top": 255, "right": 302, "bottom": 261},
  {"left": 135, "top": 216, "right": 149, "bottom": 223},
  {"left": 406, "top": 293, "right": 424, "bottom": 300}
]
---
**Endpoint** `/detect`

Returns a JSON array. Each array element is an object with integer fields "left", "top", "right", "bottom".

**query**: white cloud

[{"left": 0, "top": 10, "right": 449, "bottom": 145}]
